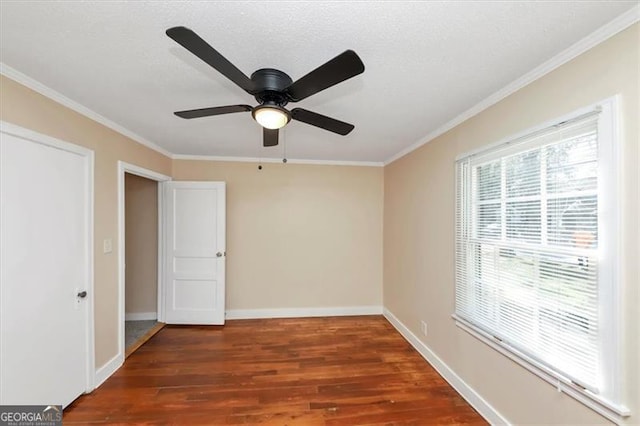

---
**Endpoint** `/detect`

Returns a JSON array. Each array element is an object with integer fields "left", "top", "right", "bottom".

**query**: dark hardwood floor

[{"left": 65, "top": 316, "right": 486, "bottom": 425}]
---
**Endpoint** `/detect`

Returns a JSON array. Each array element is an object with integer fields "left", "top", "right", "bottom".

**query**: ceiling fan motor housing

[{"left": 251, "top": 68, "right": 293, "bottom": 106}]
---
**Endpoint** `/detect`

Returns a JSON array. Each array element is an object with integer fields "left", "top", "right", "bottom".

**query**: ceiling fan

[{"left": 166, "top": 26, "right": 365, "bottom": 147}]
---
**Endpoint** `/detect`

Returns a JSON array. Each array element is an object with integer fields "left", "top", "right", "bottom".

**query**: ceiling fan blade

[
  {"left": 166, "top": 26, "right": 254, "bottom": 93},
  {"left": 285, "top": 50, "right": 364, "bottom": 102},
  {"left": 291, "top": 108, "right": 355, "bottom": 135},
  {"left": 174, "top": 105, "right": 252, "bottom": 119},
  {"left": 263, "top": 128, "right": 279, "bottom": 147}
]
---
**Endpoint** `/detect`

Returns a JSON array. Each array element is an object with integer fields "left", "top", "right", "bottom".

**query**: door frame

[
  {"left": 0, "top": 120, "right": 96, "bottom": 394},
  {"left": 117, "top": 161, "right": 171, "bottom": 361}
]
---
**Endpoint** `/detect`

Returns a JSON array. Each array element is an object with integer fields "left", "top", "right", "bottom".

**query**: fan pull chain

[
  {"left": 257, "top": 124, "right": 264, "bottom": 170},
  {"left": 282, "top": 129, "right": 288, "bottom": 164}
]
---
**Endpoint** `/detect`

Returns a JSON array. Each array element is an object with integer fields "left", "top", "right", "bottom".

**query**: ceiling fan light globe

[{"left": 253, "top": 106, "right": 290, "bottom": 129}]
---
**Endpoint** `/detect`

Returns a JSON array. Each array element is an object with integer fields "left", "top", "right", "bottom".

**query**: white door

[
  {"left": 0, "top": 125, "right": 93, "bottom": 407},
  {"left": 163, "top": 181, "right": 225, "bottom": 324}
]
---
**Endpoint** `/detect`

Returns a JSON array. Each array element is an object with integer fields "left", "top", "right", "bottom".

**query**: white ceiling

[{"left": 0, "top": 1, "right": 636, "bottom": 163}]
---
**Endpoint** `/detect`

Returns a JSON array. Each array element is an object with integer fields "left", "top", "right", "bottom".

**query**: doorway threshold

[{"left": 125, "top": 322, "right": 165, "bottom": 358}]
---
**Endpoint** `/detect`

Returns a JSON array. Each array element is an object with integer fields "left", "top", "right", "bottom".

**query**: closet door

[{"left": 1, "top": 124, "right": 93, "bottom": 407}]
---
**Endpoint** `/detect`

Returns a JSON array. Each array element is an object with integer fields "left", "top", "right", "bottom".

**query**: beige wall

[
  {"left": 383, "top": 24, "right": 639, "bottom": 425},
  {"left": 0, "top": 75, "right": 172, "bottom": 367},
  {"left": 124, "top": 173, "right": 158, "bottom": 315},
  {"left": 172, "top": 160, "right": 384, "bottom": 311}
]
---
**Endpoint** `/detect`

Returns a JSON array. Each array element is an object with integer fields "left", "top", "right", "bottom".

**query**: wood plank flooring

[{"left": 64, "top": 316, "right": 486, "bottom": 425}]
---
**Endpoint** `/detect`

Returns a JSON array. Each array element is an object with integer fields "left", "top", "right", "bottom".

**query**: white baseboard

[
  {"left": 226, "top": 305, "right": 383, "bottom": 320},
  {"left": 93, "top": 352, "right": 123, "bottom": 390},
  {"left": 125, "top": 312, "right": 157, "bottom": 321},
  {"left": 383, "top": 308, "right": 509, "bottom": 425}
]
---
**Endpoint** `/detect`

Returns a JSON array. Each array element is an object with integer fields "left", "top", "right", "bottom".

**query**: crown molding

[
  {"left": 0, "top": 63, "right": 173, "bottom": 158},
  {"left": 384, "top": 5, "right": 640, "bottom": 166},
  {"left": 172, "top": 154, "right": 383, "bottom": 167}
]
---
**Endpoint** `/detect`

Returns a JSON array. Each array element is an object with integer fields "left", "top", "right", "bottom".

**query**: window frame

[{"left": 453, "top": 97, "right": 628, "bottom": 422}]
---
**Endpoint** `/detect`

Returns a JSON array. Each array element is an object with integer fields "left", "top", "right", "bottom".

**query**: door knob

[
  {"left": 77, "top": 290, "right": 87, "bottom": 298},
  {"left": 216, "top": 252, "right": 224, "bottom": 257}
]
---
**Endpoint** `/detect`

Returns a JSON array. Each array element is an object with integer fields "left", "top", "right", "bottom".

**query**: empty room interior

[{"left": 0, "top": 2, "right": 638, "bottom": 425}]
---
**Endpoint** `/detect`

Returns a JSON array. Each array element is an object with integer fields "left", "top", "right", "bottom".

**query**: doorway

[
  {"left": 117, "top": 162, "right": 170, "bottom": 360},
  {"left": 124, "top": 173, "right": 163, "bottom": 356},
  {"left": 117, "top": 166, "right": 226, "bottom": 362}
]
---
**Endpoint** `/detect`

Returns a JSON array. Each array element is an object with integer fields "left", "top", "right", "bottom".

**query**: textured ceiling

[{"left": 0, "top": 1, "right": 636, "bottom": 162}]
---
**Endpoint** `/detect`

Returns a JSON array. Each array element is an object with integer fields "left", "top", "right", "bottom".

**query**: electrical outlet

[{"left": 421, "top": 320, "right": 428, "bottom": 337}]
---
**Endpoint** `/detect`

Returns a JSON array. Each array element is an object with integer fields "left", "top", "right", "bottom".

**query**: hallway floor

[{"left": 125, "top": 319, "right": 158, "bottom": 349}]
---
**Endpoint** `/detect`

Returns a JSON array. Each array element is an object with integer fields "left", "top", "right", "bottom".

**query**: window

[{"left": 454, "top": 102, "right": 626, "bottom": 418}]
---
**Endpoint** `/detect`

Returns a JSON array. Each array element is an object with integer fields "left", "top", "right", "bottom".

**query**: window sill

[{"left": 452, "top": 314, "right": 630, "bottom": 424}]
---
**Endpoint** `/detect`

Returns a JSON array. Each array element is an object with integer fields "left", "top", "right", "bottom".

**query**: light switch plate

[{"left": 103, "top": 238, "right": 113, "bottom": 254}]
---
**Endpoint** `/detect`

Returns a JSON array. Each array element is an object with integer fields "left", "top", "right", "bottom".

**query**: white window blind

[{"left": 455, "top": 109, "right": 615, "bottom": 397}]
